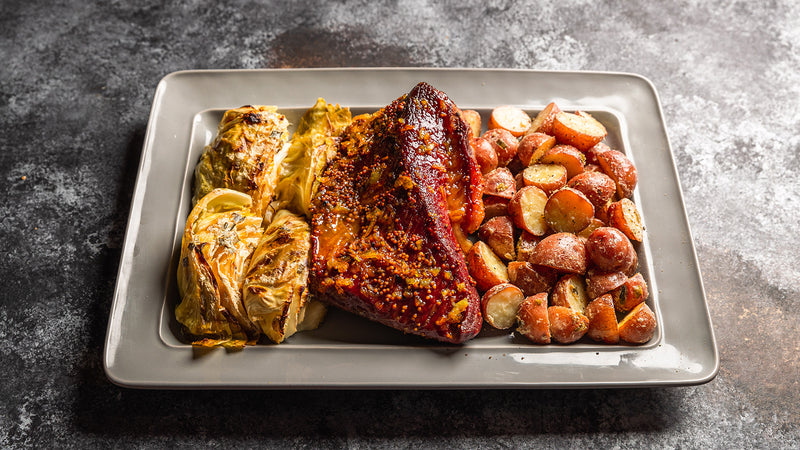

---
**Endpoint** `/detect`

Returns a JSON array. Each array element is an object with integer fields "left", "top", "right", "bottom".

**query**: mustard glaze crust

[{"left": 309, "top": 82, "right": 484, "bottom": 343}]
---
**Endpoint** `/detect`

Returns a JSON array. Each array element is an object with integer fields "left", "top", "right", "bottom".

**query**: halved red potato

[
  {"left": 483, "top": 196, "right": 509, "bottom": 221},
  {"left": 478, "top": 216, "right": 516, "bottom": 261},
  {"left": 472, "top": 138, "right": 498, "bottom": 174},
  {"left": 585, "top": 142, "right": 611, "bottom": 165},
  {"left": 597, "top": 149, "right": 638, "bottom": 199},
  {"left": 529, "top": 232, "right": 588, "bottom": 274},
  {"left": 515, "top": 232, "right": 540, "bottom": 262},
  {"left": 577, "top": 217, "right": 606, "bottom": 239},
  {"left": 482, "top": 128, "right": 519, "bottom": 167},
  {"left": 508, "top": 186, "right": 549, "bottom": 236},
  {"left": 585, "top": 294, "right": 619, "bottom": 344},
  {"left": 489, "top": 105, "right": 531, "bottom": 137},
  {"left": 483, "top": 167, "right": 516, "bottom": 199},
  {"left": 516, "top": 293, "right": 551, "bottom": 344},
  {"left": 586, "top": 227, "right": 636, "bottom": 273},
  {"left": 525, "top": 102, "right": 561, "bottom": 136},
  {"left": 607, "top": 198, "right": 644, "bottom": 242},
  {"left": 466, "top": 241, "right": 509, "bottom": 292},
  {"left": 552, "top": 111, "right": 607, "bottom": 151},
  {"left": 481, "top": 283, "right": 525, "bottom": 329},
  {"left": 544, "top": 187, "right": 595, "bottom": 233},
  {"left": 618, "top": 302, "right": 657, "bottom": 344},
  {"left": 460, "top": 109, "right": 482, "bottom": 138},
  {"left": 566, "top": 171, "right": 616, "bottom": 210},
  {"left": 517, "top": 133, "right": 556, "bottom": 166},
  {"left": 612, "top": 273, "right": 649, "bottom": 312},
  {"left": 522, "top": 163, "right": 568, "bottom": 195},
  {"left": 550, "top": 274, "right": 589, "bottom": 314},
  {"left": 548, "top": 306, "right": 589, "bottom": 344},
  {"left": 508, "top": 261, "right": 556, "bottom": 297},
  {"left": 585, "top": 269, "right": 628, "bottom": 299},
  {"left": 539, "top": 145, "right": 586, "bottom": 180}
]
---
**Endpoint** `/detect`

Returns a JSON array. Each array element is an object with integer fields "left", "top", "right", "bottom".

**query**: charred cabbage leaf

[
  {"left": 194, "top": 105, "right": 289, "bottom": 217},
  {"left": 243, "top": 209, "right": 326, "bottom": 343},
  {"left": 272, "top": 98, "right": 351, "bottom": 218},
  {"left": 176, "top": 188, "right": 262, "bottom": 347}
]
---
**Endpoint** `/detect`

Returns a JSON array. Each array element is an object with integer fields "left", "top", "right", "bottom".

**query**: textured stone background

[{"left": 1, "top": 0, "right": 799, "bottom": 447}]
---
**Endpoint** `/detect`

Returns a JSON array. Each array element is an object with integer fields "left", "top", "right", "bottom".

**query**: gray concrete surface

[{"left": 1, "top": 0, "right": 798, "bottom": 447}]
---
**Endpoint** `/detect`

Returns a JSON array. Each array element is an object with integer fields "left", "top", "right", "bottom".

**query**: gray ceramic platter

[{"left": 104, "top": 68, "right": 718, "bottom": 389}]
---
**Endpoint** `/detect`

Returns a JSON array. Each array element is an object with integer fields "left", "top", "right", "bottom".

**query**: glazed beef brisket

[{"left": 309, "top": 82, "right": 484, "bottom": 343}]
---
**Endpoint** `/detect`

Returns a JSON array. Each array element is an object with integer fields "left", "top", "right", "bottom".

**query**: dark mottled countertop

[{"left": 1, "top": 1, "right": 798, "bottom": 447}]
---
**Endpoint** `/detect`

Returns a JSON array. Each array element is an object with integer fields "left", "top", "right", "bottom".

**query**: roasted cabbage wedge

[
  {"left": 243, "top": 209, "right": 326, "bottom": 343},
  {"left": 194, "top": 105, "right": 290, "bottom": 217},
  {"left": 176, "top": 188, "right": 262, "bottom": 347},
  {"left": 272, "top": 98, "right": 352, "bottom": 218},
  {"left": 239, "top": 98, "right": 350, "bottom": 342},
  {"left": 178, "top": 100, "right": 350, "bottom": 347}
]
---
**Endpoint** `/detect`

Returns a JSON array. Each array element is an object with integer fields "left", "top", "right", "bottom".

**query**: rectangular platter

[{"left": 104, "top": 68, "right": 718, "bottom": 388}]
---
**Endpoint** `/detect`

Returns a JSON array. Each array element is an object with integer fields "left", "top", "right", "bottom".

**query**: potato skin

[
  {"left": 618, "top": 302, "right": 656, "bottom": 344},
  {"left": 515, "top": 231, "right": 540, "bottom": 262},
  {"left": 526, "top": 102, "right": 561, "bottom": 136},
  {"left": 529, "top": 232, "right": 588, "bottom": 274},
  {"left": 552, "top": 111, "right": 607, "bottom": 151},
  {"left": 516, "top": 293, "right": 551, "bottom": 344},
  {"left": 585, "top": 142, "right": 611, "bottom": 165},
  {"left": 598, "top": 149, "right": 638, "bottom": 199},
  {"left": 478, "top": 216, "right": 516, "bottom": 261},
  {"left": 585, "top": 294, "right": 620, "bottom": 344},
  {"left": 483, "top": 167, "right": 516, "bottom": 199},
  {"left": 567, "top": 171, "right": 616, "bottom": 210},
  {"left": 539, "top": 145, "right": 586, "bottom": 180},
  {"left": 544, "top": 187, "right": 595, "bottom": 233},
  {"left": 489, "top": 105, "right": 531, "bottom": 137},
  {"left": 482, "top": 128, "right": 519, "bottom": 167},
  {"left": 584, "top": 163, "right": 603, "bottom": 173},
  {"left": 624, "top": 249, "right": 638, "bottom": 277},
  {"left": 586, "top": 227, "right": 636, "bottom": 273},
  {"left": 517, "top": 133, "right": 556, "bottom": 166},
  {"left": 460, "top": 109, "right": 482, "bottom": 138},
  {"left": 508, "top": 261, "right": 556, "bottom": 296},
  {"left": 595, "top": 201, "right": 610, "bottom": 224},
  {"left": 514, "top": 172, "right": 525, "bottom": 191},
  {"left": 466, "top": 241, "right": 509, "bottom": 292},
  {"left": 585, "top": 269, "right": 628, "bottom": 299},
  {"left": 548, "top": 306, "right": 589, "bottom": 344},
  {"left": 483, "top": 196, "right": 510, "bottom": 220},
  {"left": 472, "top": 138, "right": 498, "bottom": 174}
]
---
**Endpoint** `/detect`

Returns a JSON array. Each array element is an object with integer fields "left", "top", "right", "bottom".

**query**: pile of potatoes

[{"left": 459, "top": 103, "right": 656, "bottom": 345}]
